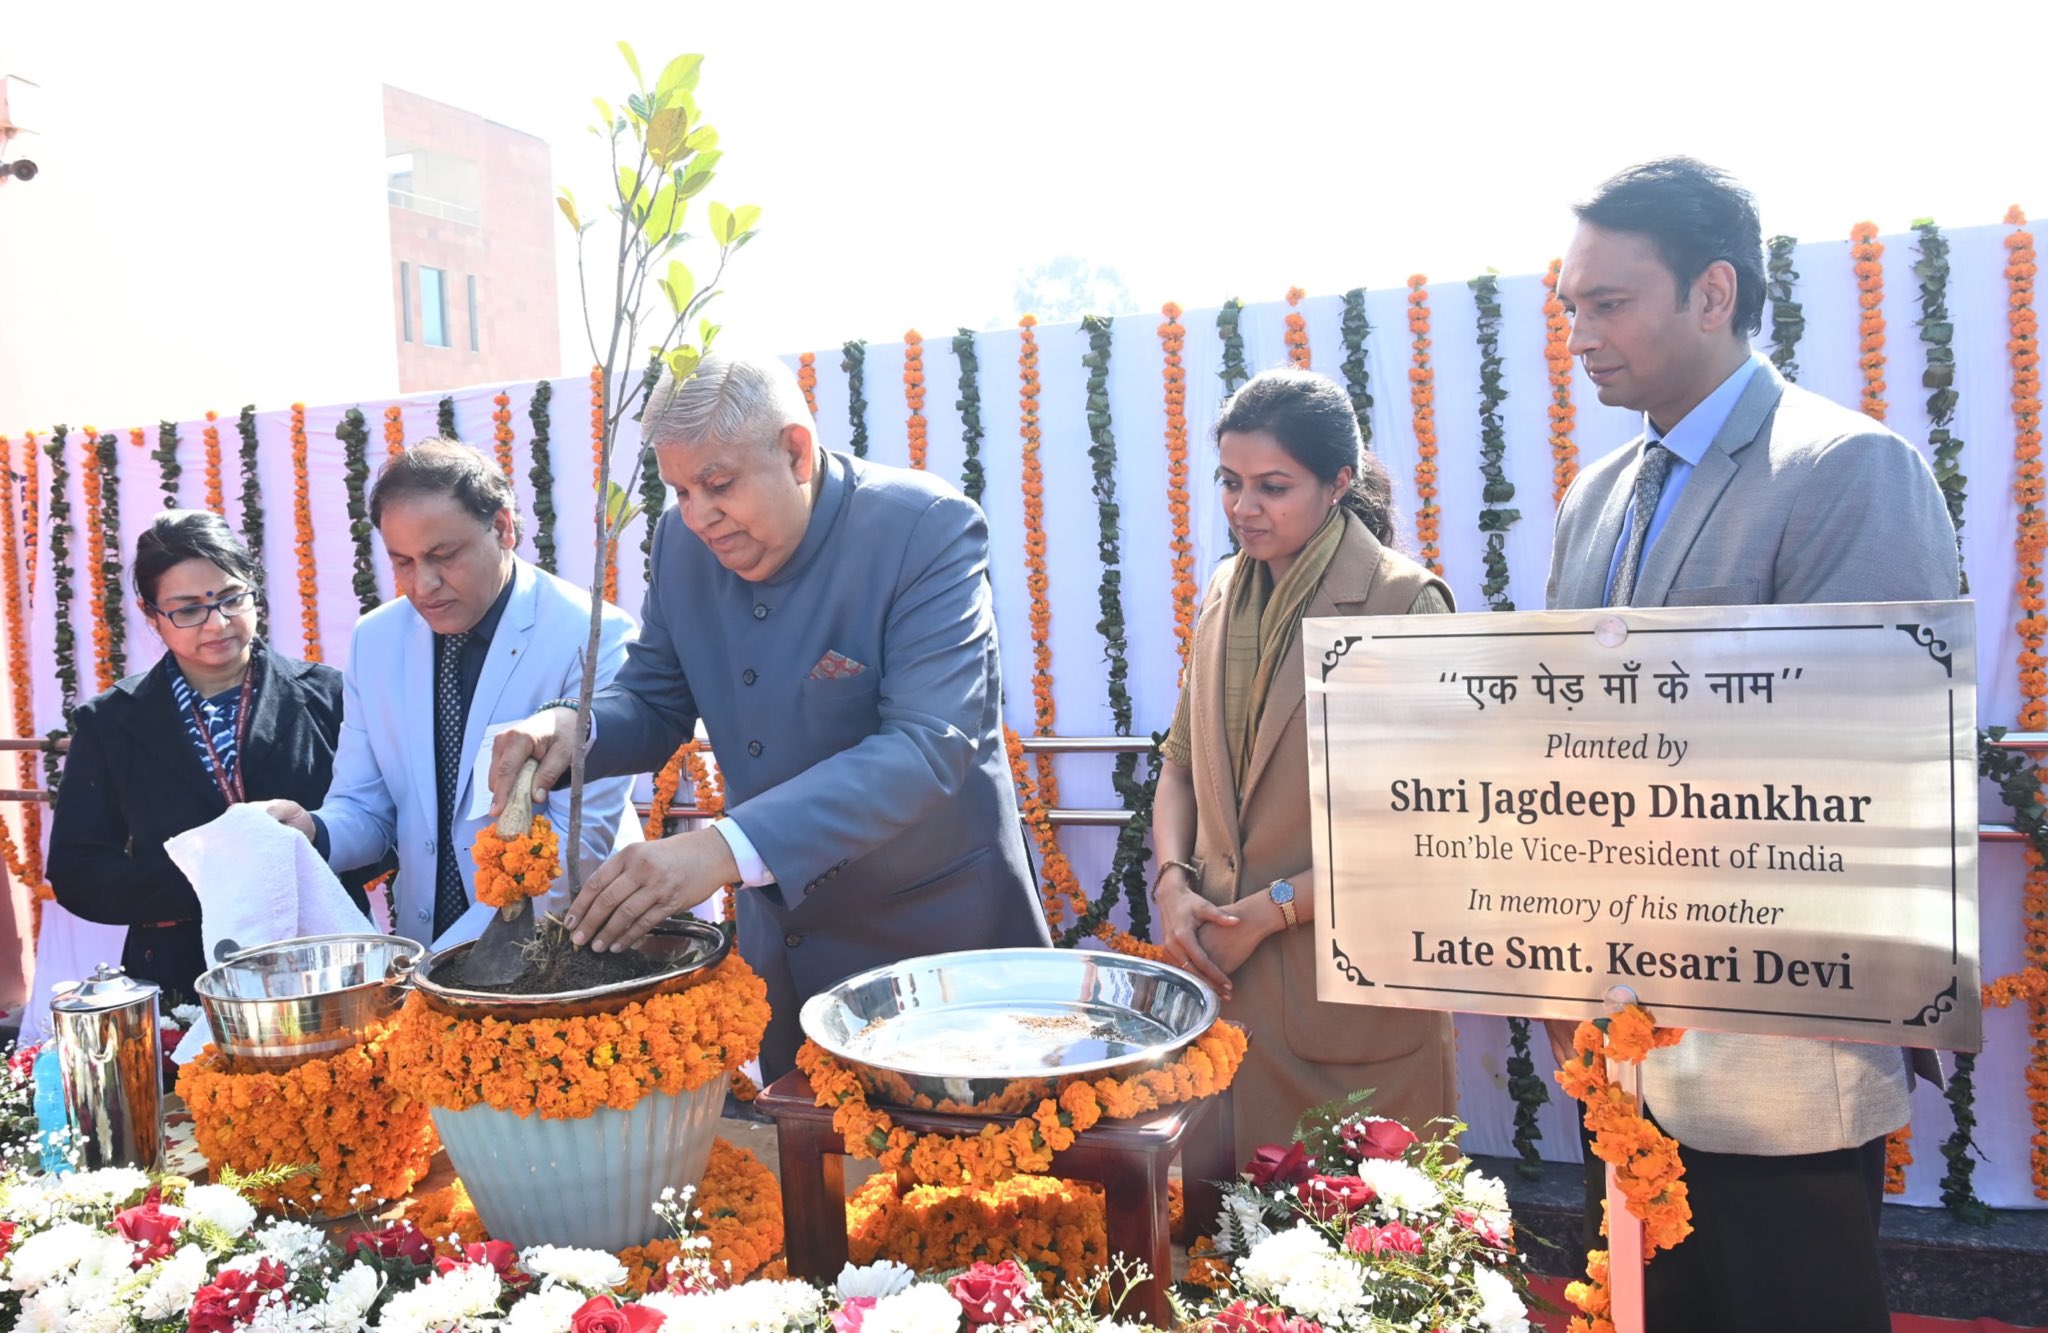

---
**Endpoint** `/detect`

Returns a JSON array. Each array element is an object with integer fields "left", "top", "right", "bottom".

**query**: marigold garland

[
  {"left": 290, "top": 403, "right": 322, "bottom": 661},
  {"left": 797, "top": 350, "right": 819, "bottom": 419},
  {"left": 402, "top": 1179, "right": 490, "bottom": 1254},
  {"left": 2010, "top": 208, "right": 2046, "bottom": 736},
  {"left": 903, "top": 329, "right": 928, "bottom": 470},
  {"left": 21, "top": 429, "right": 39, "bottom": 602},
  {"left": 1885, "top": 1126, "right": 1913, "bottom": 1195},
  {"left": 616, "top": 1138, "right": 783, "bottom": 1291},
  {"left": 175, "top": 1016, "right": 440, "bottom": 1214},
  {"left": 646, "top": 744, "right": 690, "bottom": 840},
  {"left": 528, "top": 380, "right": 559, "bottom": 575},
  {"left": 1407, "top": 275, "right": 1442, "bottom": 574},
  {"left": 0, "top": 441, "right": 44, "bottom": 898},
  {"left": 491, "top": 392, "right": 517, "bottom": 485},
  {"left": 384, "top": 403, "right": 406, "bottom": 460},
  {"left": 1554, "top": 1005, "right": 1691, "bottom": 1258},
  {"left": 1542, "top": 258, "right": 1579, "bottom": 505},
  {"left": 79, "top": 426, "right": 113, "bottom": 693},
  {"left": 846, "top": 1169, "right": 1108, "bottom": 1291},
  {"left": 470, "top": 815, "right": 561, "bottom": 910},
  {"left": 953, "top": 329, "right": 986, "bottom": 504},
  {"left": 1851, "top": 221, "right": 1887, "bottom": 420},
  {"left": 1766, "top": 234, "right": 1806, "bottom": 383},
  {"left": 1283, "top": 285, "right": 1311, "bottom": 369},
  {"left": 202, "top": 409, "right": 226, "bottom": 514},
  {"left": 1980, "top": 723, "right": 2048, "bottom": 1201},
  {"left": 385, "top": 951, "right": 767, "bottom": 1120},
  {"left": 590, "top": 366, "right": 620, "bottom": 604},
  {"left": 795, "top": 1018, "right": 1245, "bottom": 1189},
  {"left": 1159, "top": 303, "right": 1197, "bottom": 670}
]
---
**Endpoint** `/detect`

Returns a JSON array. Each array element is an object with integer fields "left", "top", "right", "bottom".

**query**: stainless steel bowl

[
  {"left": 193, "top": 933, "right": 422, "bottom": 1072},
  {"left": 799, "top": 947, "right": 1218, "bottom": 1111},
  {"left": 408, "top": 918, "right": 732, "bottom": 1022}
]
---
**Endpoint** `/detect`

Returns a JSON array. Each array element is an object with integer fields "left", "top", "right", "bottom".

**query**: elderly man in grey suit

[
  {"left": 1547, "top": 158, "right": 1958, "bottom": 1333},
  {"left": 489, "top": 351, "right": 1051, "bottom": 1077}
]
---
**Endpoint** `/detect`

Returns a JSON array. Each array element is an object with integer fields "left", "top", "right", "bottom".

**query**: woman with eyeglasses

[{"left": 47, "top": 511, "right": 381, "bottom": 1000}]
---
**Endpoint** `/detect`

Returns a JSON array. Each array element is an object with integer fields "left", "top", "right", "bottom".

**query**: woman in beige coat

[{"left": 1153, "top": 369, "right": 1459, "bottom": 1158}]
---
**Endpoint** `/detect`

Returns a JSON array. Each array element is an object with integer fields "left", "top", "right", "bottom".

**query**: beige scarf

[{"left": 1223, "top": 505, "right": 1347, "bottom": 789}]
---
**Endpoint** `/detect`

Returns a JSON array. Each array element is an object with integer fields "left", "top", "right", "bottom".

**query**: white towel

[{"left": 163, "top": 805, "right": 378, "bottom": 1065}]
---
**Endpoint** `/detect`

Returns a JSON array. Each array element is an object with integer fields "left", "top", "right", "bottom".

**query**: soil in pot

[{"left": 444, "top": 919, "right": 667, "bottom": 994}]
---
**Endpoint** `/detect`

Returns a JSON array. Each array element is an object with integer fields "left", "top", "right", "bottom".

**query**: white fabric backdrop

[{"left": 11, "top": 221, "right": 2039, "bottom": 1207}]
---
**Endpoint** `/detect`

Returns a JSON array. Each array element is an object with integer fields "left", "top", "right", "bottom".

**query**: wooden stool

[{"left": 757, "top": 1069, "right": 1237, "bottom": 1326}]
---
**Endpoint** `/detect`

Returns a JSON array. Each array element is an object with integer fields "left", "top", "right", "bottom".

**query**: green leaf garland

[
  {"left": 1505, "top": 1016, "right": 1546, "bottom": 1180},
  {"left": 1340, "top": 288, "right": 1375, "bottom": 448},
  {"left": 953, "top": 328, "right": 985, "bottom": 504},
  {"left": 45, "top": 426, "right": 76, "bottom": 778},
  {"left": 437, "top": 395, "right": 458, "bottom": 441},
  {"left": 235, "top": 406, "right": 269, "bottom": 639},
  {"left": 1939, "top": 1049, "right": 1990, "bottom": 1223},
  {"left": 1914, "top": 219, "right": 1969, "bottom": 593},
  {"left": 153, "top": 421, "right": 182, "bottom": 510},
  {"left": 843, "top": 340, "right": 869, "bottom": 458},
  {"left": 92, "top": 431, "right": 125, "bottom": 681},
  {"left": 338, "top": 408, "right": 379, "bottom": 614},
  {"left": 1470, "top": 274, "right": 1518, "bottom": 610},
  {"left": 1766, "top": 235, "right": 1805, "bottom": 382},
  {"left": 528, "top": 381, "right": 558, "bottom": 574},
  {"left": 1217, "top": 298, "right": 1249, "bottom": 396}
]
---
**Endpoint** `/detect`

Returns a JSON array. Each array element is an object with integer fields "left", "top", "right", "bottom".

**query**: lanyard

[{"left": 190, "top": 662, "right": 258, "bottom": 805}]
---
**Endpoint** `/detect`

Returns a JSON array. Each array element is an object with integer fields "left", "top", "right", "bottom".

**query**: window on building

[
  {"left": 467, "top": 275, "right": 480, "bottom": 352},
  {"left": 399, "top": 262, "right": 413, "bottom": 342},
  {"left": 420, "top": 267, "right": 449, "bottom": 348}
]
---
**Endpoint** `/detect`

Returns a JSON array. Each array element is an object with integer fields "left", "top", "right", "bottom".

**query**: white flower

[
  {"left": 253, "top": 1218, "right": 331, "bottom": 1269},
  {"left": 1219, "top": 1192, "right": 1275, "bottom": 1255},
  {"left": 863, "top": 1281, "right": 968, "bottom": 1333},
  {"left": 836, "top": 1258, "right": 916, "bottom": 1300},
  {"left": 262, "top": 1262, "right": 384, "bottom": 1332},
  {"left": 520, "top": 1243, "right": 628, "bottom": 1293},
  {"left": 1354, "top": 1157, "right": 1442, "bottom": 1215},
  {"left": 180, "top": 1183, "right": 258, "bottom": 1236},
  {"left": 1471, "top": 1264, "right": 1530, "bottom": 1332},
  {"left": 137, "top": 1243, "right": 214, "bottom": 1320},
  {"left": 1234, "top": 1225, "right": 1366, "bottom": 1325},
  {"left": 638, "top": 1278, "right": 827, "bottom": 1331},
  {"left": 6, "top": 1221, "right": 118, "bottom": 1291},
  {"left": 375, "top": 1261, "right": 505, "bottom": 1333},
  {"left": 1461, "top": 1168, "right": 1510, "bottom": 1214},
  {"left": 53, "top": 1167, "right": 151, "bottom": 1211},
  {"left": 171, "top": 1003, "right": 204, "bottom": 1027},
  {"left": 502, "top": 1286, "right": 591, "bottom": 1333},
  {"left": 1096, "top": 1322, "right": 1155, "bottom": 1332}
]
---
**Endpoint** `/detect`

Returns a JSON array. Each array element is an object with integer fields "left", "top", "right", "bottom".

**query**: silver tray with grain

[{"left": 798, "top": 947, "right": 1217, "bottom": 1112}]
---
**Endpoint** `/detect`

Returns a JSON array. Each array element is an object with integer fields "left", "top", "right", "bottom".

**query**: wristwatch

[{"left": 1268, "top": 878, "right": 1299, "bottom": 930}]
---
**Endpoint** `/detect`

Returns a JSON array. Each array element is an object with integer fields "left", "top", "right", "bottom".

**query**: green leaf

[
  {"left": 618, "top": 40, "right": 644, "bottom": 89},
  {"left": 731, "top": 204, "right": 761, "bottom": 236},
  {"left": 677, "top": 167, "right": 715, "bottom": 200},
  {"left": 699, "top": 319, "right": 721, "bottom": 347},
  {"left": 643, "top": 182, "right": 684, "bottom": 241},
  {"left": 593, "top": 97, "right": 614, "bottom": 126},
  {"left": 667, "top": 345, "right": 703, "bottom": 382},
  {"left": 663, "top": 259, "right": 696, "bottom": 315},
  {"left": 625, "top": 92, "right": 651, "bottom": 125},
  {"left": 617, "top": 166, "right": 642, "bottom": 212},
  {"left": 646, "top": 106, "right": 691, "bottom": 169},
  {"left": 556, "top": 190, "right": 581, "bottom": 231},
  {"left": 709, "top": 201, "right": 735, "bottom": 246},
  {"left": 655, "top": 53, "right": 704, "bottom": 99},
  {"left": 683, "top": 125, "right": 720, "bottom": 155},
  {"left": 603, "top": 479, "right": 642, "bottom": 533}
]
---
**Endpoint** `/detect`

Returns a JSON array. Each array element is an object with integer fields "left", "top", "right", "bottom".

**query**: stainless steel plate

[
  {"left": 799, "top": 947, "right": 1218, "bottom": 1111},
  {"left": 194, "top": 933, "right": 422, "bottom": 1072}
]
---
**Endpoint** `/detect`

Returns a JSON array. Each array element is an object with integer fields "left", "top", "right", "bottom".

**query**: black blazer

[{"left": 46, "top": 642, "right": 381, "bottom": 1000}]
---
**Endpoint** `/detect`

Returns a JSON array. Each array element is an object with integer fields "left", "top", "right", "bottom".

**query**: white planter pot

[{"left": 430, "top": 1075, "right": 725, "bottom": 1252}]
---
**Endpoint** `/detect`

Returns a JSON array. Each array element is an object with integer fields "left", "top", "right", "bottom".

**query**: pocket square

[{"left": 810, "top": 650, "right": 867, "bottom": 680}]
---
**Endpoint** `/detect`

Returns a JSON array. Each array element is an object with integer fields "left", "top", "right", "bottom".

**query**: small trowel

[{"left": 461, "top": 757, "right": 543, "bottom": 986}]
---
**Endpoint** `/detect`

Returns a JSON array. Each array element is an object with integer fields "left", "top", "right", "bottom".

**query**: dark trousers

[{"left": 1578, "top": 1121, "right": 1890, "bottom": 1333}]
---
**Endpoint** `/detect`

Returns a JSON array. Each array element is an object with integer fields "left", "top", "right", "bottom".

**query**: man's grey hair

[{"left": 642, "top": 351, "right": 816, "bottom": 451}]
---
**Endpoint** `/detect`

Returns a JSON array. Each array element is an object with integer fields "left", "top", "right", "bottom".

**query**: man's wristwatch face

[{"left": 1269, "top": 879, "right": 1295, "bottom": 906}]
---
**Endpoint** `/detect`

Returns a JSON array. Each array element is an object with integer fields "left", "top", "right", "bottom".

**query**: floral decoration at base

[
  {"left": 846, "top": 1169, "right": 1109, "bottom": 1292},
  {"left": 174, "top": 1016, "right": 437, "bottom": 1215}
]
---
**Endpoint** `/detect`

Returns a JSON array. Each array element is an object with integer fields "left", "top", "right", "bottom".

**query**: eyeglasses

[{"left": 148, "top": 589, "right": 255, "bottom": 628}]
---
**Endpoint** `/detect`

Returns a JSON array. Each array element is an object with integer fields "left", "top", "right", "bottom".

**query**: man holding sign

[{"left": 1547, "top": 158, "right": 1959, "bottom": 1331}]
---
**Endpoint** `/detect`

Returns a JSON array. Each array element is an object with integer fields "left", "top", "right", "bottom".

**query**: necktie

[
  {"left": 1607, "top": 442, "right": 1673, "bottom": 608},
  {"left": 432, "top": 632, "right": 472, "bottom": 940}
]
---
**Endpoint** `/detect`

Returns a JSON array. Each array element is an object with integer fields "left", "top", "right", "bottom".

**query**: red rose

[
  {"left": 1343, "top": 1221, "right": 1426, "bottom": 1256},
  {"left": 1338, "top": 1116, "right": 1419, "bottom": 1163},
  {"left": 568, "top": 1295, "right": 666, "bottom": 1333},
  {"left": 1453, "top": 1206, "right": 1510, "bottom": 1249},
  {"left": 947, "top": 1258, "right": 1032, "bottom": 1325},
  {"left": 187, "top": 1257, "right": 291, "bottom": 1333},
  {"left": 831, "top": 1297, "right": 878, "bottom": 1333},
  {"left": 1244, "top": 1141, "right": 1312, "bottom": 1188},
  {"left": 435, "top": 1239, "right": 527, "bottom": 1288},
  {"left": 345, "top": 1220, "right": 433, "bottom": 1266},
  {"left": 1299, "top": 1173, "right": 1377, "bottom": 1220},
  {"left": 0, "top": 1219, "right": 15, "bottom": 1263},
  {"left": 1212, "top": 1300, "right": 1328, "bottom": 1333},
  {"left": 114, "top": 1195, "right": 185, "bottom": 1266}
]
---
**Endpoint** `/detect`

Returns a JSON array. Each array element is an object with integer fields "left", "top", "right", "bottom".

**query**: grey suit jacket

[
  {"left": 1547, "top": 361, "right": 1960, "bottom": 1155},
  {"left": 588, "top": 449, "right": 1052, "bottom": 1076}
]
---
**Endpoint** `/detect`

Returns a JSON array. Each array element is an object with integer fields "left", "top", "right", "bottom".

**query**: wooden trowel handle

[{"left": 496, "top": 758, "right": 540, "bottom": 837}]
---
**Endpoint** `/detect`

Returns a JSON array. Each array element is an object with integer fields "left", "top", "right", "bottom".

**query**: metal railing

[{"left": 387, "top": 188, "right": 480, "bottom": 226}]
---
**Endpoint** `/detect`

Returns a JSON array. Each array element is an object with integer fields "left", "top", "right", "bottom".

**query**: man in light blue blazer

[
  {"left": 268, "top": 441, "right": 640, "bottom": 948},
  {"left": 1548, "top": 159, "right": 1959, "bottom": 1333},
  {"left": 490, "top": 353, "right": 1051, "bottom": 1077}
]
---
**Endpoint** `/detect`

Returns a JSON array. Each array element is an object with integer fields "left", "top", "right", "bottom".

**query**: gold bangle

[{"left": 1161, "top": 857, "right": 1203, "bottom": 883}]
